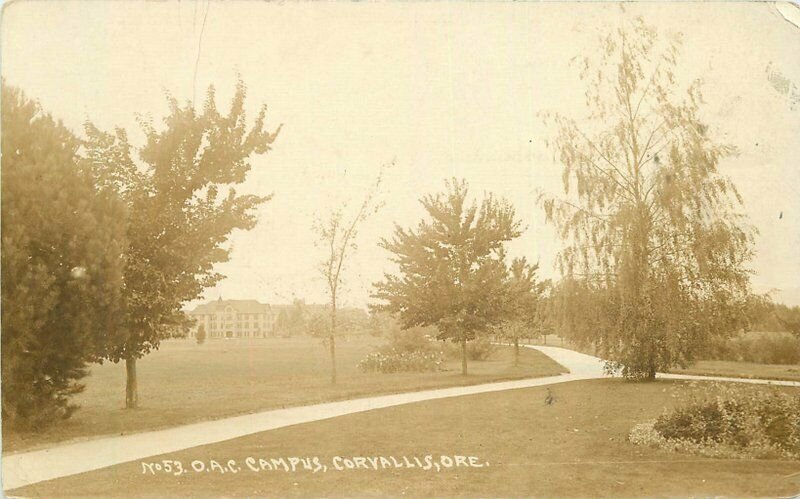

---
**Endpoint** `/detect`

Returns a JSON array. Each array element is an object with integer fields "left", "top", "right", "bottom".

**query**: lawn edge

[{"left": 3, "top": 347, "right": 569, "bottom": 456}]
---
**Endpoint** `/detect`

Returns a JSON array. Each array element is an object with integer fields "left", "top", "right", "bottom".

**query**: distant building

[{"left": 188, "top": 298, "right": 276, "bottom": 339}]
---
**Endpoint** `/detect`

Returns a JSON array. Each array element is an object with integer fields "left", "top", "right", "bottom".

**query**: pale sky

[{"left": 3, "top": 1, "right": 799, "bottom": 309}]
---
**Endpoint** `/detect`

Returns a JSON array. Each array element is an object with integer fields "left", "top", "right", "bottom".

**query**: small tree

[
  {"left": 314, "top": 169, "right": 385, "bottom": 384},
  {"left": 1, "top": 83, "right": 127, "bottom": 428},
  {"left": 289, "top": 299, "right": 310, "bottom": 336},
  {"left": 495, "top": 258, "right": 549, "bottom": 366},
  {"left": 85, "top": 80, "right": 280, "bottom": 407},
  {"left": 373, "top": 179, "right": 523, "bottom": 375},
  {"left": 274, "top": 309, "right": 290, "bottom": 336},
  {"left": 196, "top": 324, "right": 207, "bottom": 345}
]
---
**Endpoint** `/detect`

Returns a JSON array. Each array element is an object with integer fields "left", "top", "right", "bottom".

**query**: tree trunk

[
  {"left": 543, "top": 334, "right": 547, "bottom": 345},
  {"left": 329, "top": 333, "right": 337, "bottom": 384},
  {"left": 514, "top": 338, "right": 519, "bottom": 366},
  {"left": 125, "top": 356, "right": 138, "bottom": 409},
  {"left": 330, "top": 297, "right": 337, "bottom": 385},
  {"left": 461, "top": 337, "right": 468, "bottom": 376},
  {"left": 646, "top": 360, "right": 657, "bottom": 381}
]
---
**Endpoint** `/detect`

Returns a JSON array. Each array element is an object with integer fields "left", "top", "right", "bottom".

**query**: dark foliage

[{"left": 1, "top": 83, "right": 126, "bottom": 429}]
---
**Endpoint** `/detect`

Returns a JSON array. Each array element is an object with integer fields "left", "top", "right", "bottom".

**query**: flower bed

[
  {"left": 629, "top": 383, "right": 800, "bottom": 459},
  {"left": 358, "top": 349, "right": 445, "bottom": 374}
]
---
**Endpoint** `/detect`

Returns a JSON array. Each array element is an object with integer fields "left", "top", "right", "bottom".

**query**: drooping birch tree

[{"left": 541, "top": 17, "right": 754, "bottom": 379}]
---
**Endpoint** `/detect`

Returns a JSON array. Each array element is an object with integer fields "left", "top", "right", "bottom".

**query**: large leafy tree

[
  {"left": 373, "top": 179, "right": 522, "bottom": 375},
  {"left": 495, "top": 258, "right": 549, "bottom": 366},
  {"left": 84, "top": 81, "right": 280, "bottom": 407},
  {"left": 541, "top": 17, "right": 754, "bottom": 379},
  {"left": 1, "top": 83, "right": 127, "bottom": 428}
]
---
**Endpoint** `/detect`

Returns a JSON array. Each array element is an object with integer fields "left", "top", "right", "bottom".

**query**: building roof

[{"left": 189, "top": 299, "right": 271, "bottom": 315}]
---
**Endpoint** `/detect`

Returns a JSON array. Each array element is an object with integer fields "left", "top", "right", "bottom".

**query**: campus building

[{"left": 188, "top": 298, "right": 276, "bottom": 338}]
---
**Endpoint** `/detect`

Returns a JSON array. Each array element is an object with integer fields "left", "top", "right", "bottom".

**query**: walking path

[{"left": 3, "top": 346, "right": 798, "bottom": 491}]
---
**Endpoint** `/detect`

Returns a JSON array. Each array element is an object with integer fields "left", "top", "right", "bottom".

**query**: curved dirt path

[{"left": 3, "top": 345, "right": 798, "bottom": 491}]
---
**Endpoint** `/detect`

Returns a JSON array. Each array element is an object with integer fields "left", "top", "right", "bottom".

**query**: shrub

[
  {"left": 359, "top": 328, "right": 501, "bottom": 374},
  {"left": 443, "top": 337, "right": 497, "bottom": 361},
  {"left": 703, "top": 332, "right": 800, "bottom": 364},
  {"left": 468, "top": 337, "right": 497, "bottom": 361},
  {"left": 630, "top": 383, "right": 800, "bottom": 459},
  {"left": 358, "top": 349, "right": 445, "bottom": 374},
  {"left": 196, "top": 325, "right": 206, "bottom": 345},
  {"left": 387, "top": 326, "right": 440, "bottom": 354},
  {"left": 359, "top": 326, "right": 445, "bottom": 374}
]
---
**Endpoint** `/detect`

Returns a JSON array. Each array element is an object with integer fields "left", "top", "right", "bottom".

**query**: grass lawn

[
  {"left": 3, "top": 337, "right": 565, "bottom": 453},
  {"left": 671, "top": 360, "right": 800, "bottom": 382},
  {"left": 10, "top": 379, "right": 800, "bottom": 497}
]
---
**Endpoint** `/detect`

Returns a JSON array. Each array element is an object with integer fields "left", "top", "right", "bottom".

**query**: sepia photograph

[{"left": 1, "top": 0, "right": 799, "bottom": 496}]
